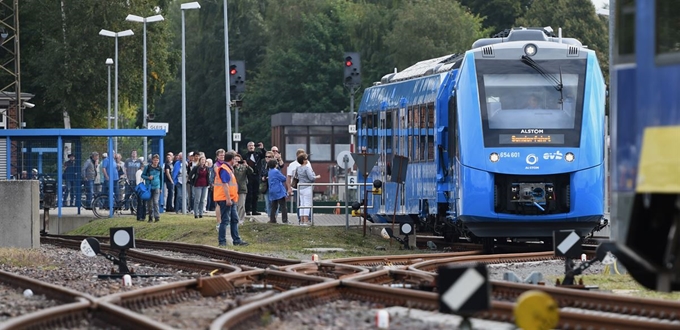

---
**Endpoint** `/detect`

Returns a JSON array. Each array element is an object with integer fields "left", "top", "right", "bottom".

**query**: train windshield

[{"left": 476, "top": 59, "right": 586, "bottom": 147}]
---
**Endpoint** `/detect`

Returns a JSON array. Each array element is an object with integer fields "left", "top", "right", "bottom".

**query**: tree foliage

[
  {"left": 20, "top": 0, "right": 174, "bottom": 129},
  {"left": 17, "top": 0, "right": 610, "bottom": 155},
  {"left": 516, "top": 0, "right": 609, "bottom": 82},
  {"left": 384, "top": 0, "right": 489, "bottom": 70},
  {"left": 459, "top": 0, "right": 533, "bottom": 35}
]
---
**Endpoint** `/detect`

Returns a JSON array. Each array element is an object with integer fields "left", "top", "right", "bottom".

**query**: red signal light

[
  {"left": 230, "top": 68, "right": 237, "bottom": 75},
  {"left": 345, "top": 60, "right": 353, "bottom": 67}
]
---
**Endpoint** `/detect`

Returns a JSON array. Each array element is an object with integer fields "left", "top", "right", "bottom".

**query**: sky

[
  {"left": 591, "top": 0, "right": 610, "bottom": 16},
  {"left": 591, "top": 0, "right": 608, "bottom": 10}
]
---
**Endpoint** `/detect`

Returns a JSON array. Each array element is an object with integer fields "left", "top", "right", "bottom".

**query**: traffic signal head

[
  {"left": 229, "top": 60, "right": 246, "bottom": 94},
  {"left": 351, "top": 201, "right": 363, "bottom": 217},
  {"left": 343, "top": 52, "right": 361, "bottom": 86},
  {"left": 372, "top": 179, "right": 382, "bottom": 195}
]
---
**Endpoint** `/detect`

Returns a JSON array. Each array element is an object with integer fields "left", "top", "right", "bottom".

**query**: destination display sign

[{"left": 499, "top": 134, "right": 565, "bottom": 144}]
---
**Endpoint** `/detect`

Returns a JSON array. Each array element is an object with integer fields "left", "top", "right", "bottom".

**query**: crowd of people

[{"left": 67, "top": 142, "right": 319, "bottom": 247}]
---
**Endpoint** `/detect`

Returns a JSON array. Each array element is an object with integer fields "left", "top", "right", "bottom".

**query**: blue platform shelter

[{"left": 0, "top": 129, "right": 166, "bottom": 218}]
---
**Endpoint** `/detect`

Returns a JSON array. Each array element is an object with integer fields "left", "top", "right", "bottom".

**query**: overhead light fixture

[{"left": 524, "top": 44, "right": 537, "bottom": 56}]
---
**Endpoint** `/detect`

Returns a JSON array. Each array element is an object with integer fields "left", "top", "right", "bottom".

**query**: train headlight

[
  {"left": 524, "top": 44, "right": 537, "bottom": 56},
  {"left": 565, "top": 152, "right": 575, "bottom": 162},
  {"left": 489, "top": 152, "right": 500, "bottom": 162}
]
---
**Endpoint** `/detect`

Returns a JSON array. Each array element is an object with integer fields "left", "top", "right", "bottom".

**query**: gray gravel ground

[
  {"left": 0, "top": 243, "right": 611, "bottom": 329},
  {"left": 0, "top": 244, "right": 201, "bottom": 323},
  {"left": 0, "top": 283, "right": 60, "bottom": 322},
  {"left": 259, "top": 300, "right": 514, "bottom": 330},
  {"left": 488, "top": 259, "right": 606, "bottom": 285}
]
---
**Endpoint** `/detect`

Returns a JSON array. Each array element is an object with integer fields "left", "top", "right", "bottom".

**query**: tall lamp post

[
  {"left": 180, "top": 1, "right": 201, "bottom": 214},
  {"left": 223, "top": 0, "right": 232, "bottom": 150},
  {"left": 99, "top": 29, "right": 134, "bottom": 152},
  {"left": 125, "top": 14, "right": 164, "bottom": 161},
  {"left": 106, "top": 58, "right": 113, "bottom": 129}
]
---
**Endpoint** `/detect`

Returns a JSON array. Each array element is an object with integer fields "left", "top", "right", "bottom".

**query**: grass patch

[
  {"left": 546, "top": 274, "right": 680, "bottom": 300},
  {"left": 67, "top": 214, "right": 428, "bottom": 259},
  {"left": 0, "top": 248, "right": 56, "bottom": 268}
]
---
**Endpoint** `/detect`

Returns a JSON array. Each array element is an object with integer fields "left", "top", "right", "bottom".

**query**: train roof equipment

[{"left": 472, "top": 27, "right": 583, "bottom": 49}]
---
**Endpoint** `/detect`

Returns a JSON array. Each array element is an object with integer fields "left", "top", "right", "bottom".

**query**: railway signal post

[
  {"left": 343, "top": 52, "right": 361, "bottom": 152},
  {"left": 438, "top": 263, "right": 490, "bottom": 328},
  {"left": 351, "top": 152, "right": 378, "bottom": 236}
]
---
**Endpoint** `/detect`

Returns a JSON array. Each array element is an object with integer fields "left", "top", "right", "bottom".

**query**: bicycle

[{"left": 91, "top": 178, "right": 138, "bottom": 218}]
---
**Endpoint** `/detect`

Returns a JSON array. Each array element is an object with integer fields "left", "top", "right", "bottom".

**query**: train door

[
  {"left": 379, "top": 111, "right": 387, "bottom": 213},
  {"left": 448, "top": 93, "right": 459, "bottom": 217}
]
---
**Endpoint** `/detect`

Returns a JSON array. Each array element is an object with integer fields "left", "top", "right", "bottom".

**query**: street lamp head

[
  {"left": 146, "top": 15, "right": 164, "bottom": 22},
  {"left": 99, "top": 29, "right": 134, "bottom": 38},
  {"left": 118, "top": 30, "right": 134, "bottom": 37},
  {"left": 99, "top": 29, "right": 116, "bottom": 37},
  {"left": 105, "top": 58, "right": 114, "bottom": 65},
  {"left": 125, "top": 14, "right": 144, "bottom": 23},
  {"left": 181, "top": 2, "right": 201, "bottom": 10},
  {"left": 23, "top": 102, "right": 35, "bottom": 109}
]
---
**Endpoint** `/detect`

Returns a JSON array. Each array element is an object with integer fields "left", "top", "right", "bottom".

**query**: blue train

[
  {"left": 356, "top": 27, "right": 607, "bottom": 248},
  {"left": 608, "top": 0, "right": 680, "bottom": 291}
]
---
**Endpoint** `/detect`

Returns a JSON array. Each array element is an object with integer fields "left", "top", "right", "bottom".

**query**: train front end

[{"left": 454, "top": 29, "right": 607, "bottom": 240}]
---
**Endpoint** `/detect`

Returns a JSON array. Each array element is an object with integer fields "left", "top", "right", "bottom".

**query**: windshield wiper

[
  {"left": 521, "top": 55, "right": 564, "bottom": 107},
  {"left": 521, "top": 55, "right": 563, "bottom": 91}
]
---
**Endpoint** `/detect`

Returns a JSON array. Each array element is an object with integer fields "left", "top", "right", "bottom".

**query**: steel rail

[
  {"left": 280, "top": 261, "right": 370, "bottom": 279},
  {"left": 43, "top": 235, "right": 301, "bottom": 268},
  {"left": 42, "top": 237, "right": 241, "bottom": 274},
  {"left": 329, "top": 250, "right": 482, "bottom": 267},
  {"left": 408, "top": 251, "right": 556, "bottom": 273}
]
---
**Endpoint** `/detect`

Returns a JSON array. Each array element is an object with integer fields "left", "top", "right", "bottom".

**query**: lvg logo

[{"left": 543, "top": 151, "right": 563, "bottom": 160}]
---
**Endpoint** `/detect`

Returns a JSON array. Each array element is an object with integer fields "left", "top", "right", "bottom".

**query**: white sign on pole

[
  {"left": 147, "top": 122, "right": 169, "bottom": 133},
  {"left": 233, "top": 133, "right": 242, "bottom": 142},
  {"left": 348, "top": 124, "right": 357, "bottom": 134},
  {"left": 347, "top": 175, "right": 357, "bottom": 190}
]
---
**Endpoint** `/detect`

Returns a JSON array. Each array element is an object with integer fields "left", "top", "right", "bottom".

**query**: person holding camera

[
  {"left": 233, "top": 154, "right": 254, "bottom": 223},
  {"left": 243, "top": 141, "right": 265, "bottom": 215},
  {"left": 189, "top": 155, "right": 210, "bottom": 219}
]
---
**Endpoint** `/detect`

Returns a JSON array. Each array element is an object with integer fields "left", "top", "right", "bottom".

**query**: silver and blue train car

[
  {"left": 356, "top": 28, "right": 607, "bottom": 247},
  {"left": 609, "top": 0, "right": 680, "bottom": 291}
]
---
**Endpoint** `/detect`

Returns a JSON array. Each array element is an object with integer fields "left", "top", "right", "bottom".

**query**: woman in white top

[
  {"left": 295, "top": 153, "right": 319, "bottom": 225},
  {"left": 135, "top": 158, "right": 146, "bottom": 221}
]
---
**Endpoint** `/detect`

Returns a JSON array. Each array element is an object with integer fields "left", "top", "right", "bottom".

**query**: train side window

[
  {"left": 615, "top": 0, "right": 636, "bottom": 64},
  {"left": 386, "top": 111, "right": 393, "bottom": 129},
  {"left": 655, "top": 0, "right": 680, "bottom": 64},
  {"left": 413, "top": 106, "right": 419, "bottom": 129}
]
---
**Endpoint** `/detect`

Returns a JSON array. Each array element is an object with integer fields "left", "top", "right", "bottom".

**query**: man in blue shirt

[{"left": 101, "top": 151, "right": 120, "bottom": 202}]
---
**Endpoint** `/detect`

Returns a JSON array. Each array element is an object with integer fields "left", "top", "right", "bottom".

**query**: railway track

[{"left": 2, "top": 234, "right": 676, "bottom": 329}]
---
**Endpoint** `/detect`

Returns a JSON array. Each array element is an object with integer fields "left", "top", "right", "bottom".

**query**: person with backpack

[
  {"left": 135, "top": 158, "right": 147, "bottom": 221},
  {"left": 259, "top": 150, "right": 283, "bottom": 218},
  {"left": 267, "top": 159, "right": 292, "bottom": 224},
  {"left": 142, "top": 154, "right": 163, "bottom": 223}
]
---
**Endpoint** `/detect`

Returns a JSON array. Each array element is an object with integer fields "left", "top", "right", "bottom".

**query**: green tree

[
  {"left": 460, "top": 0, "right": 533, "bottom": 34},
  {"left": 154, "top": 0, "right": 267, "bottom": 154},
  {"left": 516, "top": 0, "right": 609, "bottom": 83},
  {"left": 384, "top": 0, "right": 489, "bottom": 70},
  {"left": 240, "top": 0, "right": 352, "bottom": 146},
  {"left": 20, "top": 0, "right": 175, "bottom": 129}
]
